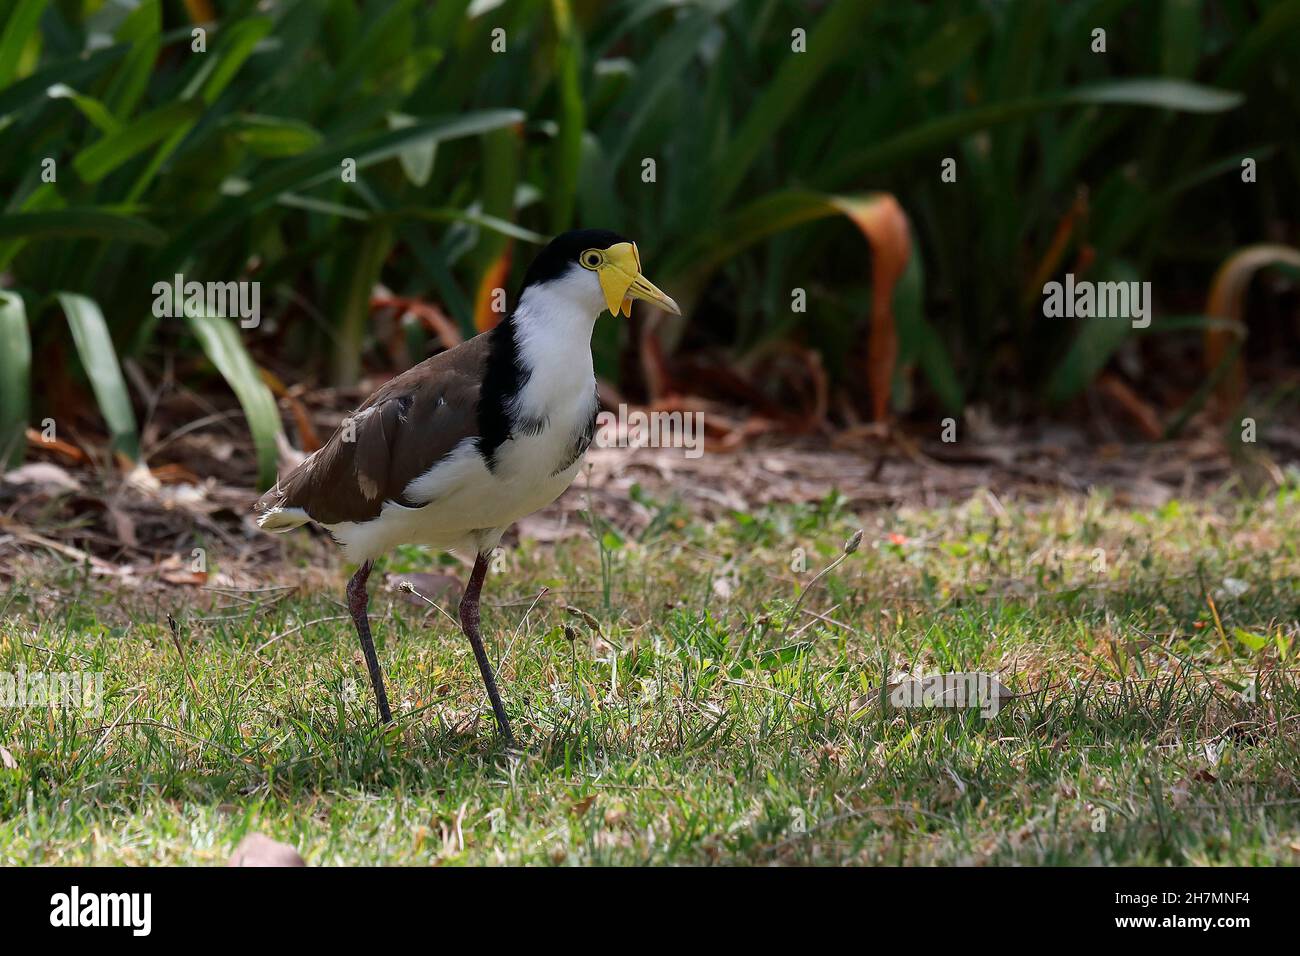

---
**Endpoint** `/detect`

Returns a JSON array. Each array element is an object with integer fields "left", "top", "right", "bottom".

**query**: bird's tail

[
  {"left": 253, "top": 479, "right": 310, "bottom": 533},
  {"left": 256, "top": 506, "right": 311, "bottom": 532}
]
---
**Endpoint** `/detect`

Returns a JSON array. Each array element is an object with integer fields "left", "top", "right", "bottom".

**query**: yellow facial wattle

[{"left": 580, "top": 241, "right": 681, "bottom": 317}]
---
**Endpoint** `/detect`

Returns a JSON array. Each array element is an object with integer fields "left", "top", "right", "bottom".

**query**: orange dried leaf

[
  {"left": 473, "top": 246, "right": 513, "bottom": 333},
  {"left": 833, "top": 195, "right": 912, "bottom": 422},
  {"left": 1204, "top": 244, "right": 1300, "bottom": 414}
]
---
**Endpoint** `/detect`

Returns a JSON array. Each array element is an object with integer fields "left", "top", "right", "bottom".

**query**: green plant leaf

[
  {"left": 0, "top": 184, "right": 59, "bottom": 272},
  {"left": 385, "top": 207, "right": 545, "bottom": 243},
  {"left": 124, "top": 17, "right": 274, "bottom": 202},
  {"left": 0, "top": 291, "right": 32, "bottom": 467},
  {"left": 0, "top": 43, "right": 127, "bottom": 122},
  {"left": 0, "top": 0, "right": 46, "bottom": 89},
  {"left": 712, "top": 0, "right": 880, "bottom": 208},
  {"left": 57, "top": 293, "right": 140, "bottom": 461},
  {"left": 823, "top": 78, "right": 1243, "bottom": 185},
  {"left": 46, "top": 83, "right": 120, "bottom": 133},
  {"left": 183, "top": 312, "right": 283, "bottom": 490},
  {"left": 229, "top": 115, "right": 324, "bottom": 157},
  {"left": 72, "top": 99, "right": 205, "bottom": 183},
  {"left": 1069, "top": 78, "right": 1242, "bottom": 112},
  {"left": 159, "top": 110, "right": 525, "bottom": 269},
  {"left": 599, "top": 5, "right": 715, "bottom": 167},
  {"left": 1161, "top": 0, "right": 1201, "bottom": 78},
  {"left": 1233, "top": 628, "right": 1268, "bottom": 652},
  {"left": 330, "top": 225, "right": 395, "bottom": 386},
  {"left": 1043, "top": 263, "right": 1140, "bottom": 407},
  {"left": 103, "top": 0, "right": 161, "bottom": 118},
  {"left": 472, "top": 126, "right": 521, "bottom": 275},
  {"left": 904, "top": 12, "right": 988, "bottom": 88},
  {"left": 662, "top": 188, "right": 913, "bottom": 421},
  {"left": 895, "top": 252, "right": 963, "bottom": 415},
  {"left": 549, "top": 0, "right": 585, "bottom": 233},
  {"left": 387, "top": 113, "right": 436, "bottom": 187},
  {"left": 0, "top": 208, "right": 164, "bottom": 245}
]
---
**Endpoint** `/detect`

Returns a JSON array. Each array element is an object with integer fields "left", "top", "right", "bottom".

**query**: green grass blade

[
  {"left": 330, "top": 225, "right": 395, "bottom": 386},
  {"left": 1043, "top": 264, "right": 1140, "bottom": 407},
  {"left": 472, "top": 126, "right": 521, "bottom": 275},
  {"left": 103, "top": 0, "right": 161, "bottom": 118},
  {"left": 183, "top": 312, "right": 284, "bottom": 490},
  {"left": 0, "top": 183, "right": 58, "bottom": 272},
  {"left": 57, "top": 293, "right": 140, "bottom": 461},
  {"left": 45, "top": 83, "right": 119, "bottom": 133},
  {"left": 1161, "top": 0, "right": 1201, "bottom": 78},
  {"left": 387, "top": 113, "right": 436, "bottom": 187},
  {"left": 386, "top": 207, "right": 546, "bottom": 244},
  {"left": 159, "top": 110, "right": 526, "bottom": 269},
  {"left": 72, "top": 99, "right": 205, "bottom": 183},
  {"left": 1217, "top": 0, "right": 1300, "bottom": 85},
  {"left": 0, "top": 0, "right": 46, "bottom": 89},
  {"left": 0, "top": 291, "right": 32, "bottom": 467},
  {"left": 0, "top": 43, "right": 127, "bottom": 121},
  {"left": 229, "top": 115, "right": 324, "bottom": 157},
  {"left": 124, "top": 17, "right": 274, "bottom": 202},
  {"left": 903, "top": 12, "right": 988, "bottom": 88},
  {"left": 711, "top": 0, "right": 881, "bottom": 208},
  {"left": 894, "top": 251, "right": 964, "bottom": 415},
  {"left": 822, "top": 79, "right": 1243, "bottom": 185},
  {"left": 1068, "top": 78, "right": 1242, "bottom": 112},
  {"left": 0, "top": 208, "right": 165, "bottom": 245},
  {"left": 549, "top": 0, "right": 585, "bottom": 233},
  {"left": 188, "top": 17, "right": 274, "bottom": 105},
  {"left": 599, "top": 5, "right": 715, "bottom": 167},
  {"left": 661, "top": 188, "right": 849, "bottom": 280}
]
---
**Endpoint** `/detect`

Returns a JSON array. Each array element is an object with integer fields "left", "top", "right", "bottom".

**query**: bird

[{"left": 253, "top": 229, "right": 680, "bottom": 746}]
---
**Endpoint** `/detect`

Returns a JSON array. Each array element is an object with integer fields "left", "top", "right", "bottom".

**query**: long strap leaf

[
  {"left": 184, "top": 312, "right": 284, "bottom": 490},
  {"left": 0, "top": 0, "right": 47, "bottom": 89},
  {"left": 0, "top": 291, "right": 32, "bottom": 468},
  {"left": 58, "top": 293, "right": 140, "bottom": 461}
]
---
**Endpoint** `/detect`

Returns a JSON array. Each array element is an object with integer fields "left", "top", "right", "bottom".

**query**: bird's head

[{"left": 520, "top": 229, "right": 681, "bottom": 320}]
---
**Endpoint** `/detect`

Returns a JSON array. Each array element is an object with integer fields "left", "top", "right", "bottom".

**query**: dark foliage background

[{"left": 1, "top": 0, "right": 1298, "bottom": 486}]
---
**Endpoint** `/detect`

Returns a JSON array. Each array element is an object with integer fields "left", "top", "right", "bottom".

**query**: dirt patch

[{"left": 3, "top": 412, "right": 1295, "bottom": 592}]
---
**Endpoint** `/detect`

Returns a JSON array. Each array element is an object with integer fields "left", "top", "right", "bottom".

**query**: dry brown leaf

[
  {"left": 148, "top": 462, "right": 202, "bottom": 485},
  {"left": 1023, "top": 188, "right": 1089, "bottom": 308},
  {"left": 261, "top": 369, "right": 323, "bottom": 452},
  {"left": 25, "top": 428, "right": 87, "bottom": 463},
  {"left": 2, "top": 462, "right": 82, "bottom": 493},
  {"left": 157, "top": 554, "right": 208, "bottom": 586},
  {"left": 0, "top": 745, "right": 16, "bottom": 769},
  {"left": 473, "top": 245, "right": 513, "bottom": 333},
  {"left": 836, "top": 194, "right": 912, "bottom": 422},
  {"left": 1096, "top": 373, "right": 1163, "bottom": 440},
  {"left": 1204, "top": 244, "right": 1300, "bottom": 413},
  {"left": 372, "top": 296, "right": 464, "bottom": 350}
]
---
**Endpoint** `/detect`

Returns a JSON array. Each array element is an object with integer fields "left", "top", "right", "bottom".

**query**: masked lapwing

[{"left": 254, "top": 230, "right": 680, "bottom": 745}]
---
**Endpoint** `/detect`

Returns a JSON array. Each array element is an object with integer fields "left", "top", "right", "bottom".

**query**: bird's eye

[{"left": 582, "top": 251, "right": 602, "bottom": 268}]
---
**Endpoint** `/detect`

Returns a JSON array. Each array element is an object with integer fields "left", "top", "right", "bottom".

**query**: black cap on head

[{"left": 522, "top": 228, "right": 629, "bottom": 288}]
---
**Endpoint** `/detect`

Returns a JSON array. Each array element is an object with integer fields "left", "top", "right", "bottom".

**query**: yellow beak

[{"left": 597, "top": 242, "right": 681, "bottom": 317}]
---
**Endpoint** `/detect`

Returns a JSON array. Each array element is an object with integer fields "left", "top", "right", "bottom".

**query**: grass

[{"left": 2, "top": 482, "right": 1300, "bottom": 865}]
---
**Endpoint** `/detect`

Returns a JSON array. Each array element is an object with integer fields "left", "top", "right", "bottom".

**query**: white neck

[{"left": 510, "top": 271, "right": 601, "bottom": 417}]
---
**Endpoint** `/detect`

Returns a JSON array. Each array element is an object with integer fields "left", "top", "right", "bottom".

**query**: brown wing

[{"left": 254, "top": 332, "right": 491, "bottom": 525}]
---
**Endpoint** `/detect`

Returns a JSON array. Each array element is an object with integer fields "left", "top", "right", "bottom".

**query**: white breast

[{"left": 323, "top": 278, "right": 601, "bottom": 562}]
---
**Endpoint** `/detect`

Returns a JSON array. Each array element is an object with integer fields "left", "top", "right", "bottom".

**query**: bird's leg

[
  {"left": 346, "top": 560, "right": 393, "bottom": 724},
  {"left": 459, "top": 552, "right": 516, "bottom": 747}
]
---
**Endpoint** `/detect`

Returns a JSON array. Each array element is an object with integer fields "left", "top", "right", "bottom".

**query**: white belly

[{"left": 322, "top": 394, "right": 592, "bottom": 562}]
